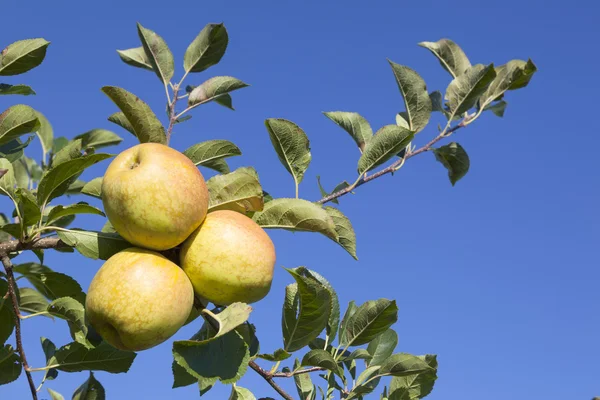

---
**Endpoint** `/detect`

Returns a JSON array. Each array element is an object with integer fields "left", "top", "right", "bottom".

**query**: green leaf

[
  {"left": 342, "top": 348, "right": 373, "bottom": 362},
  {"left": 367, "top": 329, "right": 398, "bottom": 366},
  {"left": 0, "top": 84, "right": 35, "bottom": 96},
  {"left": 188, "top": 76, "right": 248, "bottom": 107},
  {"left": 0, "top": 104, "right": 40, "bottom": 145},
  {"left": 445, "top": 64, "right": 496, "bottom": 118},
  {"left": 18, "top": 287, "right": 50, "bottom": 315},
  {"left": 101, "top": 86, "right": 166, "bottom": 144},
  {"left": 209, "top": 303, "right": 253, "bottom": 337},
  {"left": 37, "top": 153, "right": 112, "bottom": 207},
  {"left": 0, "top": 136, "right": 33, "bottom": 163},
  {"left": 347, "top": 366, "right": 382, "bottom": 399},
  {"left": 229, "top": 385, "right": 256, "bottom": 400},
  {"left": 117, "top": 47, "right": 153, "bottom": 70},
  {"left": 257, "top": 348, "right": 291, "bottom": 362},
  {"left": 388, "top": 61, "right": 431, "bottom": 133},
  {"left": 74, "top": 129, "right": 122, "bottom": 150},
  {"left": 183, "top": 140, "right": 242, "bottom": 169},
  {"left": 282, "top": 268, "right": 332, "bottom": 352},
  {"left": 379, "top": 353, "right": 433, "bottom": 377},
  {"left": 56, "top": 229, "right": 133, "bottom": 260},
  {"left": 483, "top": 100, "right": 507, "bottom": 117},
  {"left": 433, "top": 142, "right": 469, "bottom": 186},
  {"left": 340, "top": 299, "right": 398, "bottom": 347},
  {"left": 13, "top": 263, "right": 85, "bottom": 303},
  {"left": 173, "top": 329, "right": 250, "bottom": 384},
  {"left": 323, "top": 206, "right": 357, "bottom": 260},
  {"left": 47, "top": 297, "right": 88, "bottom": 345},
  {"left": 198, "top": 376, "right": 218, "bottom": 396},
  {"left": 207, "top": 167, "right": 263, "bottom": 213},
  {"left": 101, "top": 221, "right": 115, "bottom": 233},
  {"left": 338, "top": 301, "right": 358, "bottom": 342},
  {"left": 16, "top": 188, "right": 40, "bottom": 227},
  {"left": 0, "top": 345, "right": 21, "bottom": 384},
  {"left": 0, "top": 159, "right": 18, "bottom": 199},
  {"left": 214, "top": 94, "right": 234, "bottom": 110},
  {"left": 395, "top": 113, "right": 410, "bottom": 129},
  {"left": 418, "top": 39, "right": 471, "bottom": 78},
  {"left": 80, "top": 178, "right": 103, "bottom": 199},
  {"left": 35, "top": 111, "right": 53, "bottom": 160},
  {"left": 302, "top": 349, "right": 342, "bottom": 377},
  {"left": 41, "top": 337, "right": 58, "bottom": 382},
  {"left": 0, "top": 279, "right": 15, "bottom": 345},
  {"left": 52, "top": 138, "right": 83, "bottom": 166},
  {"left": 323, "top": 112, "right": 373, "bottom": 152},
  {"left": 252, "top": 198, "right": 337, "bottom": 240},
  {"left": 107, "top": 112, "right": 135, "bottom": 136},
  {"left": 389, "top": 355, "right": 438, "bottom": 400},
  {"left": 47, "top": 203, "right": 104, "bottom": 225},
  {"left": 294, "top": 267, "right": 340, "bottom": 343},
  {"left": 172, "top": 361, "right": 198, "bottom": 388},
  {"left": 72, "top": 372, "right": 106, "bottom": 400},
  {"left": 264, "top": 119, "right": 312, "bottom": 186},
  {"left": 358, "top": 125, "right": 414, "bottom": 174},
  {"left": 137, "top": 23, "right": 174, "bottom": 84},
  {"left": 0, "top": 38, "right": 50, "bottom": 76},
  {"left": 479, "top": 59, "right": 537, "bottom": 109},
  {"left": 184, "top": 23, "right": 229, "bottom": 73},
  {"left": 294, "top": 358, "right": 317, "bottom": 400},
  {"left": 53, "top": 341, "right": 135, "bottom": 373},
  {"left": 47, "top": 389, "right": 64, "bottom": 400}
]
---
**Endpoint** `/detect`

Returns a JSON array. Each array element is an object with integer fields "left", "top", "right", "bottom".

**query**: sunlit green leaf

[
  {"left": 47, "top": 203, "right": 104, "bottom": 225},
  {"left": 72, "top": 372, "right": 105, "bottom": 400},
  {"left": 13, "top": 263, "right": 85, "bottom": 304},
  {"left": 207, "top": 167, "right": 263, "bottom": 213},
  {"left": 340, "top": 299, "right": 398, "bottom": 347},
  {"left": 137, "top": 23, "right": 174, "bottom": 84},
  {"left": 388, "top": 61, "right": 431, "bottom": 133},
  {"left": 74, "top": 129, "right": 122, "bottom": 150},
  {"left": 184, "top": 23, "right": 228, "bottom": 73},
  {"left": 18, "top": 287, "right": 50, "bottom": 316},
  {"left": 47, "top": 297, "right": 88, "bottom": 345},
  {"left": 323, "top": 206, "right": 357, "bottom": 260},
  {"left": 323, "top": 112, "right": 373, "bottom": 152},
  {"left": 53, "top": 341, "right": 135, "bottom": 373},
  {"left": 0, "top": 38, "right": 50, "bottom": 76},
  {"left": 107, "top": 112, "right": 135, "bottom": 136},
  {"left": 358, "top": 125, "right": 414, "bottom": 174},
  {"left": 367, "top": 329, "right": 398, "bottom": 366},
  {"left": 47, "top": 388, "right": 64, "bottom": 400},
  {"left": 257, "top": 348, "right": 291, "bottom": 362},
  {"left": 0, "top": 104, "right": 40, "bottom": 145},
  {"left": 0, "top": 84, "right": 35, "bottom": 96},
  {"left": 80, "top": 178, "right": 103, "bottom": 199},
  {"left": 264, "top": 119, "right": 311, "bottom": 186},
  {"left": 56, "top": 229, "right": 133, "bottom": 260},
  {"left": 419, "top": 39, "right": 471, "bottom": 78},
  {"left": 228, "top": 385, "right": 256, "bottom": 400},
  {"left": 183, "top": 140, "right": 242, "bottom": 169},
  {"left": 117, "top": 47, "right": 153, "bottom": 70},
  {"left": 389, "top": 355, "right": 438, "bottom": 400},
  {"left": 479, "top": 59, "right": 537, "bottom": 109},
  {"left": 101, "top": 86, "right": 166, "bottom": 144},
  {"left": 445, "top": 64, "right": 496, "bottom": 118},
  {"left": 188, "top": 76, "right": 248, "bottom": 107}
]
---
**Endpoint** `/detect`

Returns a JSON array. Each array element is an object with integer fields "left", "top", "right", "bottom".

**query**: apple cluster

[{"left": 84, "top": 143, "right": 276, "bottom": 351}]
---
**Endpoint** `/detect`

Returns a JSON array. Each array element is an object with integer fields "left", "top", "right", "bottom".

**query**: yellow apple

[
  {"left": 101, "top": 142, "right": 208, "bottom": 251},
  {"left": 85, "top": 247, "right": 194, "bottom": 351},
  {"left": 180, "top": 210, "right": 276, "bottom": 305}
]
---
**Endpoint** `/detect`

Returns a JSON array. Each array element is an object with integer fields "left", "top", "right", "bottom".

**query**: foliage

[{"left": 0, "top": 24, "right": 535, "bottom": 400}]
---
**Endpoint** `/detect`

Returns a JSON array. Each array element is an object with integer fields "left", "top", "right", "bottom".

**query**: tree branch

[
  {"left": 272, "top": 366, "right": 325, "bottom": 378},
  {"left": 0, "top": 237, "right": 65, "bottom": 255},
  {"left": 1, "top": 253, "right": 38, "bottom": 400},
  {"left": 316, "top": 122, "right": 466, "bottom": 205}
]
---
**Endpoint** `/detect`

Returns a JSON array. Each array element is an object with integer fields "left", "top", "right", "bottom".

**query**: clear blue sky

[{"left": 1, "top": 1, "right": 598, "bottom": 399}]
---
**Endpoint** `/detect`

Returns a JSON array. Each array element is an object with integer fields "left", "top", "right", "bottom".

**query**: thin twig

[
  {"left": 316, "top": 122, "right": 466, "bottom": 205},
  {"left": 272, "top": 366, "right": 325, "bottom": 378},
  {"left": 1, "top": 253, "right": 38, "bottom": 400}
]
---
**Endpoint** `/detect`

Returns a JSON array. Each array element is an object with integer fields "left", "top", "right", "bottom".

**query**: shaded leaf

[
  {"left": 48, "top": 297, "right": 88, "bottom": 345},
  {"left": 0, "top": 104, "right": 40, "bottom": 145},
  {"left": 340, "top": 299, "right": 398, "bottom": 347},
  {"left": 323, "top": 112, "right": 373, "bottom": 152},
  {"left": 347, "top": 365, "right": 382, "bottom": 399},
  {"left": 184, "top": 23, "right": 228, "bottom": 73},
  {"left": 252, "top": 198, "right": 337, "bottom": 240},
  {"left": 56, "top": 229, "right": 133, "bottom": 260},
  {"left": 214, "top": 94, "right": 234, "bottom": 110},
  {"left": 0, "top": 84, "right": 35, "bottom": 96},
  {"left": 18, "top": 287, "right": 50, "bottom": 316},
  {"left": 117, "top": 47, "right": 153, "bottom": 70},
  {"left": 137, "top": 23, "right": 174, "bottom": 84},
  {"left": 282, "top": 268, "right": 332, "bottom": 352},
  {"left": 107, "top": 112, "right": 135, "bottom": 136},
  {"left": 301, "top": 349, "right": 342, "bottom": 377},
  {"left": 13, "top": 263, "right": 85, "bottom": 303},
  {"left": 257, "top": 348, "right": 291, "bottom": 362},
  {"left": 188, "top": 76, "right": 248, "bottom": 107},
  {"left": 0, "top": 279, "right": 15, "bottom": 345},
  {"left": 445, "top": 64, "right": 496, "bottom": 117},
  {"left": 0, "top": 136, "right": 34, "bottom": 163},
  {"left": 101, "top": 86, "right": 166, "bottom": 144},
  {"left": 0, "top": 38, "right": 50, "bottom": 76},
  {"left": 35, "top": 111, "right": 53, "bottom": 160},
  {"left": 418, "top": 39, "right": 471, "bottom": 78},
  {"left": 54, "top": 341, "right": 135, "bottom": 373},
  {"left": 72, "top": 372, "right": 106, "bottom": 400},
  {"left": 80, "top": 178, "right": 103, "bottom": 199},
  {"left": 207, "top": 167, "right": 263, "bottom": 213},
  {"left": 389, "top": 355, "right": 438, "bottom": 400},
  {"left": 264, "top": 119, "right": 311, "bottom": 185},
  {"left": 294, "top": 358, "right": 317, "bottom": 400},
  {"left": 379, "top": 353, "right": 433, "bottom": 377},
  {"left": 388, "top": 61, "right": 431, "bottom": 133},
  {"left": 0, "top": 345, "right": 21, "bottom": 384},
  {"left": 483, "top": 100, "right": 507, "bottom": 117},
  {"left": 367, "top": 329, "right": 398, "bottom": 366},
  {"left": 358, "top": 125, "right": 414, "bottom": 174},
  {"left": 37, "top": 153, "right": 112, "bottom": 206},
  {"left": 433, "top": 142, "right": 469, "bottom": 186}
]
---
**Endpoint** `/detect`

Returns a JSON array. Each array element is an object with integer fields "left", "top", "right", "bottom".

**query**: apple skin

[
  {"left": 101, "top": 142, "right": 208, "bottom": 251},
  {"left": 180, "top": 210, "right": 276, "bottom": 305},
  {"left": 85, "top": 247, "right": 194, "bottom": 351}
]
